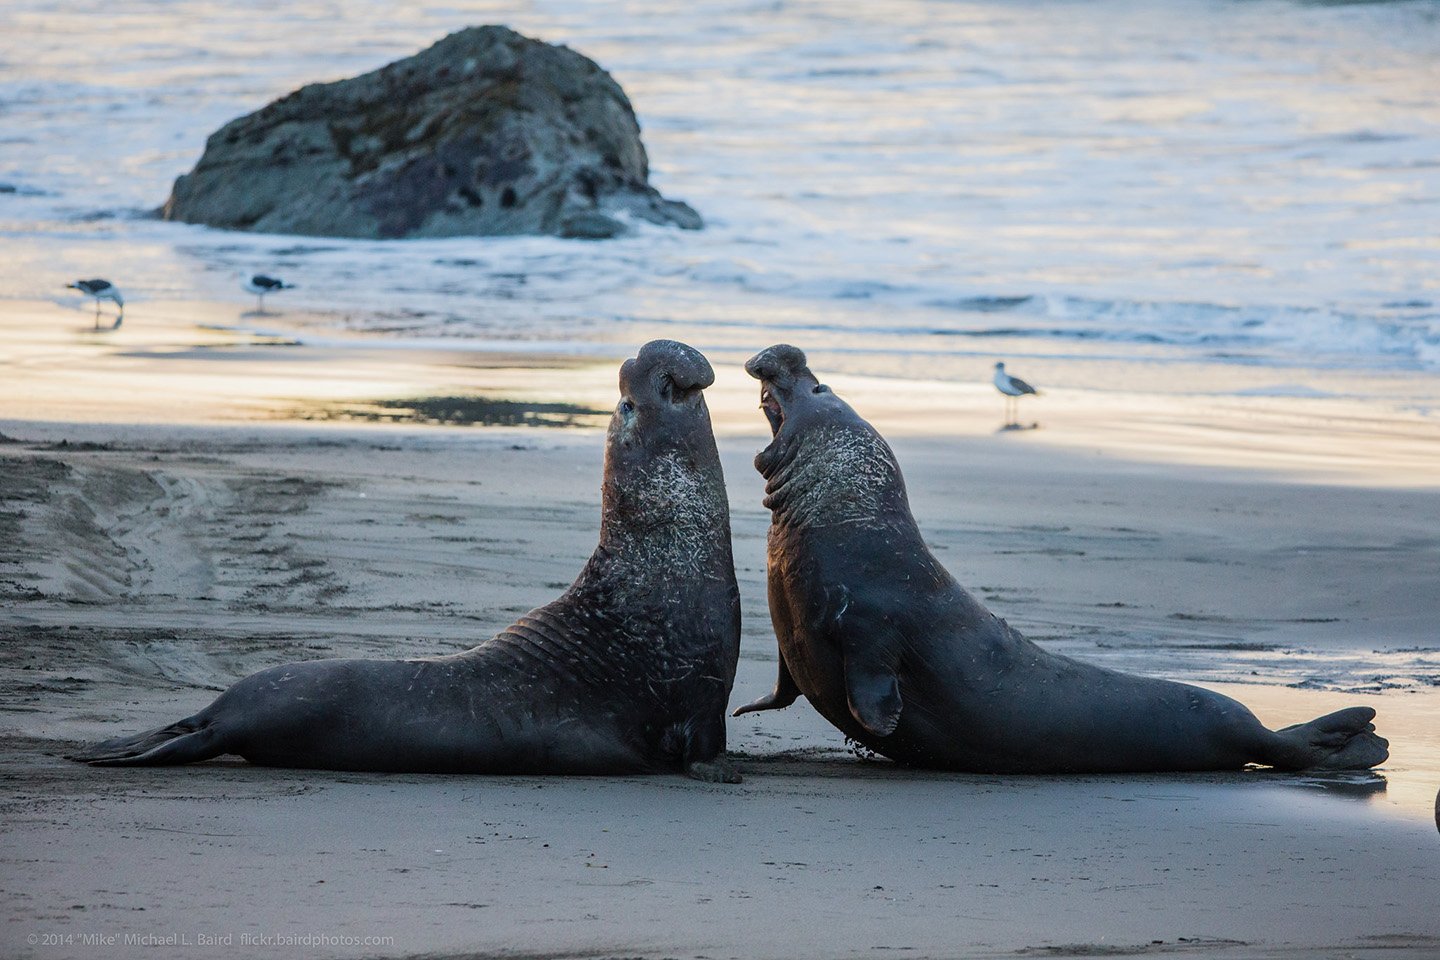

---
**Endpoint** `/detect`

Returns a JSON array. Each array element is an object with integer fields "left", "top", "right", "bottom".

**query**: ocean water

[{"left": 3, "top": 0, "right": 1440, "bottom": 399}]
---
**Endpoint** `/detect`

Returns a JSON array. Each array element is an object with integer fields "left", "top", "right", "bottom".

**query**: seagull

[
  {"left": 243, "top": 274, "right": 293, "bottom": 311},
  {"left": 993, "top": 361, "right": 1039, "bottom": 426},
  {"left": 66, "top": 279, "right": 124, "bottom": 326}
]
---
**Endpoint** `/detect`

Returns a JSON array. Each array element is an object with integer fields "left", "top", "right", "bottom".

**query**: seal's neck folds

[
  {"left": 600, "top": 450, "right": 732, "bottom": 576},
  {"left": 762, "top": 423, "right": 906, "bottom": 530}
]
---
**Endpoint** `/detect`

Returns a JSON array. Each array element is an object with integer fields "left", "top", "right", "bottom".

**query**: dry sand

[{"left": 2, "top": 299, "right": 1440, "bottom": 959}]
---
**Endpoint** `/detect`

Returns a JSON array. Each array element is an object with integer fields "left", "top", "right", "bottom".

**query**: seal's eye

[
  {"left": 620, "top": 400, "right": 635, "bottom": 414},
  {"left": 813, "top": 384, "right": 829, "bottom": 394}
]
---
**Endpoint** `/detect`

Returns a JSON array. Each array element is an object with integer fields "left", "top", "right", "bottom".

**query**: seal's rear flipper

[
  {"left": 1271, "top": 706, "right": 1389, "bottom": 770},
  {"left": 69, "top": 718, "right": 223, "bottom": 766}
]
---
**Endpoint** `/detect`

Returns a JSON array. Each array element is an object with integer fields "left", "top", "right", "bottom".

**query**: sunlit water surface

[{"left": 2, "top": 0, "right": 1439, "bottom": 403}]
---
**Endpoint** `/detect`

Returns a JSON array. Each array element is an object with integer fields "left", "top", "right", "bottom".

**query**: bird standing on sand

[
  {"left": 993, "top": 361, "right": 1039, "bottom": 427},
  {"left": 66, "top": 279, "right": 124, "bottom": 326},
  {"left": 243, "top": 274, "right": 292, "bottom": 311}
]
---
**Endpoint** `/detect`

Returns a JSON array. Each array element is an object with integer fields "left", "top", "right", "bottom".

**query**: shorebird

[
  {"left": 993, "top": 361, "right": 1039, "bottom": 426},
  {"left": 66, "top": 279, "right": 124, "bottom": 326},
  {"left": 243, "top": 274, "right": 292, "bottom": 310}
]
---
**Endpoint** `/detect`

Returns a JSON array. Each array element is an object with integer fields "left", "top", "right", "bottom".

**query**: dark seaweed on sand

[{"left": 303, "top": 396, "right": 609, "bottom": 428}]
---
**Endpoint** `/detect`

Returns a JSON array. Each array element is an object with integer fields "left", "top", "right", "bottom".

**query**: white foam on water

[{"left": 2, "top": 0, "right": 1439, "bottom": 397}]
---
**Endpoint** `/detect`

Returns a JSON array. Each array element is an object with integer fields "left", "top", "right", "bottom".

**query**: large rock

[{"left": 161, "top": 26, "right": 701, "bottom": 239}]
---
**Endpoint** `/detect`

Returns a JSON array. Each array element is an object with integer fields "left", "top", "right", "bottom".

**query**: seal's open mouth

[{"left": 760, "top": 386, "right": 784, "bottom": 436}]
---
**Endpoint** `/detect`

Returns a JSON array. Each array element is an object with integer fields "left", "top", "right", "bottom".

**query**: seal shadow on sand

[{"left": 729, "top": 747, "right": 1388, "bottom": 802}]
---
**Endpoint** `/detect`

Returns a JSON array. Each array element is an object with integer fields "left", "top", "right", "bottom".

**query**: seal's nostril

[{"left": 661, "top": 375, "right": 702, "bottom": 404}]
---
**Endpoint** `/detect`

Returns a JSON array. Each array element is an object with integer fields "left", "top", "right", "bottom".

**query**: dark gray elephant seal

[
  {"left": 74, "top": 340, "right": 742, "bottom": 782},
  {"left": 734, "top": 344, "right": 1388, "bottom": 773}
]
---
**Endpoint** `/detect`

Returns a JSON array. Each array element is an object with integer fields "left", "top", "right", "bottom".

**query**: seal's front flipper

[
  {"left": 732, "top": 654, "right": 800, "bottom": 716},
  {"left": 841, "top": 625, "right": 903, "bottom": 739},
  {"left": 682, "top": 709, "right": 742, "bottom": 783},
  {"left": 844, "top": 656, "right": 902, "bottom": 738},
  {"left": 686, "top": 757, "right": 742, "bottom": 783}
]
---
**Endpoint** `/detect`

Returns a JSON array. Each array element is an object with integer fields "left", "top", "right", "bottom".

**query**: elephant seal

[
  {"left": 733, "top": 344, "right": 1388, "bottom": 773},
  {"left": 74, "top": 340, "right": 742, "bottom": 782}
]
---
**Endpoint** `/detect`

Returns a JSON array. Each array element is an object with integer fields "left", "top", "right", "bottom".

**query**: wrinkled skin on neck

[
  {"left": 564, "top": 338, "right": 741, "bottom": 779},
  {"left": 748, "top": 344, "right": 916, "bottom": 534},
  {"left": 740, "top": 343, "right": 951, "bottom": 749},
  {"left": 596, "top": 343, "right": 732, "bottom": 584},
  {"left": 427, "top": 338, "right": 745, "bottom": 777}
]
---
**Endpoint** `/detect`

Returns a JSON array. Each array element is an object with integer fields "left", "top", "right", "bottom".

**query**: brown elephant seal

[
  {"left": 733, "top": 344, "right": 1388, "bottom": 773},
  {"left": 74, "top": 340, "right": 742, "bottom": 782}
]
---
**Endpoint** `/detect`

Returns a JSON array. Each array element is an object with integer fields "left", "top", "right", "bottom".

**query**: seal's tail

[
  {"left": 1271, "top": 706, "right": 1389, "bottom": 770},
  {"left": 70, "top": 716, "right": 223, "bottom": 766}
]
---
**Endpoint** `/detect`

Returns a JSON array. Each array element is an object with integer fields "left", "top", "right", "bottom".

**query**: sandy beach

[
  {"left": 3, "top": 295, "right": 1440, "bottom": 959},
  {"left": 6, "top": 0, "right": 1440, "bottom": 954}
]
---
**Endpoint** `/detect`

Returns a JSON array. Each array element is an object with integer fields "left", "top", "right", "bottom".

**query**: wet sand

[
  {"left": 3, "top": 299, "right": 1440, "bottom": 958},
  {"left": 4, "top": 298, "right": 1439, "bottom": 486}
]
